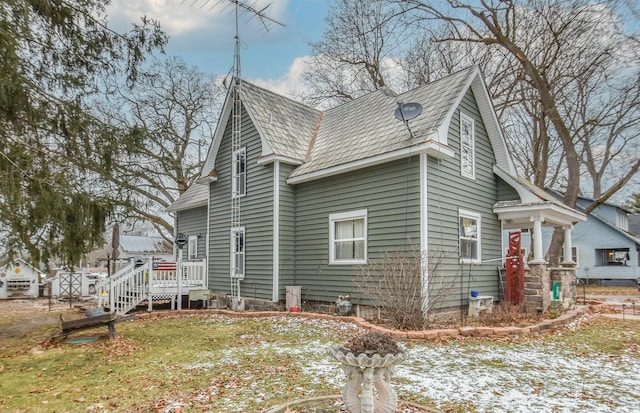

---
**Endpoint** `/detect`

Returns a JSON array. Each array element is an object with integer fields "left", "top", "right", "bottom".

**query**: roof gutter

[{"left": 287, "top": 139, "right": 454, "bottom": 185}]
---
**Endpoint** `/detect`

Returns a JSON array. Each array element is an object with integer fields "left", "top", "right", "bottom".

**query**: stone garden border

[{"left": 134, "top": 305, "right": 590, "bottom": 340}]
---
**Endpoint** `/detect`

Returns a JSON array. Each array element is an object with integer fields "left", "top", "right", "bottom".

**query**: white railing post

[
  {"left": 147, "top": 259, "right": 153, "bottom": 312},
  {"left": 109, "top": 266, "right": 115, "bottom": 311},
  {"left": 177, "top": 249, "right": 183, "bottom": 310}
]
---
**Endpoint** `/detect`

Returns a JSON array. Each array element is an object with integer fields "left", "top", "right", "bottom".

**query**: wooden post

[{"left": 506, "top": 231, "right": 525, "bottom": 305}]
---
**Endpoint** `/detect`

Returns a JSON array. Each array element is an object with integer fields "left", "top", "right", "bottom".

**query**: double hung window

[
  {"left": 329, "top": 210, "right": 367, "bottom": 265},
  {"left": 459, "top": 209, "right": 481, "bottom": 263},
  {"left": 232, "top": 148, "right": 246, "bottom": 197},
  {"left": 188, "top": 235, "right": 198, "bottom": 260},
  {"left": 230, "top": 227, "right": 245, "bottom": 278}
]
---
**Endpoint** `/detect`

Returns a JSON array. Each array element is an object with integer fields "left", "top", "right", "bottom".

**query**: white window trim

[
  {"left": 460, "top": 113, "right": 476, "bottom": 179},
  {"left": 188, "top": 235, "right": 198, "bottom": 260},
  {"left": 232, "top": 147, "right": 246, "bottom": 198},
  {"left": 459, "top": 209, "right": 481, "bottom": 264},
  {"left": 329, "top": 209, "right": 368, "bottom": 265},
  {"left": 230, "top": 226, "right": 245, "bottom": 278},
  {"left": 617, "top": 210, "right": 628, "bottom": 231}
]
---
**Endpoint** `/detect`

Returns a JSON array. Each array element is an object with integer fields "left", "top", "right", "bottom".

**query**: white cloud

[
  {"left": 106, "top": 0, "right": 210, "bottom": 35},
  {"left": 105, "top": 0, "right": 296, "bottom": 79},
  {"left": 250, "top": 55, "right": 312, "bottom": 96},
  {"left": 106, "top": 0, "right": 289, "bottom": 45}
]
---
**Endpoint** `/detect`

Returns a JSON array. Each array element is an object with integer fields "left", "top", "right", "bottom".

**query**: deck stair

[{"left": 96, "top": 259, "right": 207, "bottom": 314}]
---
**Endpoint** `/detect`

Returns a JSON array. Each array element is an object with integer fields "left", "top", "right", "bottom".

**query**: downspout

[
  {"left": 420, "top": 153, "right": 429, "bottom": 315},
  {"left": 273, "top": 160, "right": 280, "bottom": 302}
]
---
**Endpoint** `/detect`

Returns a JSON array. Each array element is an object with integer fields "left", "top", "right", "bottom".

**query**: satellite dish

[{"left": 394, "top": 102, "right": 423, "bottom": 121}]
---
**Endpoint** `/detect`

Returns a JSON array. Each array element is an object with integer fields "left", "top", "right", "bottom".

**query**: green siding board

[
  {"left": 208, "top": 106, "right": 275, "bottom": 300},
  {"left": 278, "top": 163, "right": 296, "bottom": 296},
  {"left": 425, "top": 88, "right": 502, "bottom": 307},
  {"left": 497, "top": 176, "right": 520, "bottom": 201},
  {"left": 294, "top": 158, "right": 420, "bottom": 303},
  {"left": 176, "top": 205, "right": 207, "bottom": 259}
]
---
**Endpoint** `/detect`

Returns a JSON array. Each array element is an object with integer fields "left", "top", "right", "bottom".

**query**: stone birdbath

[{"left": 328, "top": 332, "right": 407, "bottom": 413}]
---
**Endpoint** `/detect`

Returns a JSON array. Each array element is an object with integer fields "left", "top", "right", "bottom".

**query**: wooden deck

[{"left": 96, "top": 259, "right": 208, "bottom": 314}]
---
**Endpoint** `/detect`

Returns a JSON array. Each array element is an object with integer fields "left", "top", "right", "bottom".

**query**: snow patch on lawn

[
  {"left": 391, "top": 341, "right": 639, "bottom": 412},
  {"left": 186, "top": 316, "right": 640, "bottom": 412}
]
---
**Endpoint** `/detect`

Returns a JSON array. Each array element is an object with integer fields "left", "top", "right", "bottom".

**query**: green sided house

[{"left": 168, "top": 66, "right": 585, "bottom": 317}]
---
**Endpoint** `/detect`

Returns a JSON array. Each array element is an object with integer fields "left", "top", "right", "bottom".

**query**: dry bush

[
  {"left": 476, "top": 302, "right": 546, "bottom": 327},
  {"left": 355, "top": 246, "right": 460, "bottom": 330},
  {"left": 339, "top": 332, "right": 400, "bottom": 356}
]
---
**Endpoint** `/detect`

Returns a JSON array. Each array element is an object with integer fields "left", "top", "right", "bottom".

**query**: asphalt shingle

[{"left": 290, "top": 67, "right": 476, "bottom": 177}]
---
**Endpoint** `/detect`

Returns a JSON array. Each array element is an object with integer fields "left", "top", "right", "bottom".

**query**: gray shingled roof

[
  {"left": 199, "top": 67, "right": 512, "bottom": 186},
  {"left": 240, "top": 81, "right": 320, "bottom": 161},
  {"left": 166, "top": 183, "right": 208, "bottom": 212},
  {"left": 289, "top": 67, "right": 476, "bottom": 177}
]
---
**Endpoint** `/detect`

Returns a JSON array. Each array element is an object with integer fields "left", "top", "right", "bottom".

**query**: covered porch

[{"left": 493, "top": 167, "right": 587, "bottom": 312}]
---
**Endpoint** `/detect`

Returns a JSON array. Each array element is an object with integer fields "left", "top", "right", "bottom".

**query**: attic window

[
  {"left": 617, "top": 210, "right": 628, "bottom": 231},
  {"left": 460, "top": 113, "right": 475, "bottom": 179}
]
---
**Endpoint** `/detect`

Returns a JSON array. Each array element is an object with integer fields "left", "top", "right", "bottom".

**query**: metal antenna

[
  {"left": 182, "top": 0, "right": 284, "bottom": 310},
  {"left": 189, "top": 0, "right": 285, "bottom": 32}
]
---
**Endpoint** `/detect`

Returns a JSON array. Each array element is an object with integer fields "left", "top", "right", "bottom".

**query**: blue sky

[{"left": 107, "top": 0, "right": 330, "bottom": 87}]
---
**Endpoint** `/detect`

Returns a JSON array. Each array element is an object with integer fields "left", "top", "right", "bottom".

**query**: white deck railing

[
  {"left": 96, "top": 258, "right": 207, "bottom": 314},
  {"left": 149, "top": 259, "right": 207, "bottom": 288}
]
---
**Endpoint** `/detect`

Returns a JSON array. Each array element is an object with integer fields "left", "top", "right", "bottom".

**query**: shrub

[
  {"left": 340, "top": 332, "right": 399, "bottom": 356},
  {"left": 355, "top": 246, "right": 460, "bottom": 330}
]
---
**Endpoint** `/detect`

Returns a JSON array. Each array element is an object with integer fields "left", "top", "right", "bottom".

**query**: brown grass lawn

[{"left": 0, "top": 295, "right": 639, "bottom": 413}]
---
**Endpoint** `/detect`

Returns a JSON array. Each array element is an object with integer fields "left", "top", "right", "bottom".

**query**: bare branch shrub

[
  {"left": 355, "top": 246, "right": 460, "bottom": 330},
  {"left": 476, "top": 302, "right": 541, "bottom": 327}
]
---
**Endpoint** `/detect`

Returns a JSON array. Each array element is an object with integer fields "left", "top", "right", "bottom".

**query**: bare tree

[
  {"left": 87, "top": 57, "right": 224, "bottom": 239},
  {"left": 355, "top": 246, "right": 461, "bottom": 329},
  {"left": 570, "top": 62, "right": 640, "bottom": 210},
  {"left": 401, "top": 28, "right": 569, "bottom": 188},
  {"left": 298, "top": 0, "right": 413, "bottom": 107},
  {"left": 396, "top": 0, "right": 640, "bottom": 261}
]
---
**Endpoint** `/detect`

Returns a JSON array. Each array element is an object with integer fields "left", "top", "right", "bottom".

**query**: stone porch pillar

[
  {"left": 524, "top": 263, "right": 550, "bottom": 314},
  {"left": 553, "top": 263, "right": 577, "bottom": 309}
]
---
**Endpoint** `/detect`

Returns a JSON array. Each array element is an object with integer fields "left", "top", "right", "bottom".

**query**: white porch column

[
  {"left": 531, "top": 217, "right": 545, "bottom": 264},
  {"left": 562, "top": 225, "right": 574, "bottom": 265}
]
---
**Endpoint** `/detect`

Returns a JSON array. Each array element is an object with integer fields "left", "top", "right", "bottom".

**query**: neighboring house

[
  {"left": 116, "top": 235, "right": 173, "bottom": 266},
  {"left": 0, "top": 258, "right": 42, "bottom": 299},
  {"left": 170, "top": 67, "right": 585, "bottom": 315},
  {"left": 541, "top": 196, "right": 639, "bottom": 284},
  {"left": 629, "top": 214, "right": 640, "bottom": 237}
]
